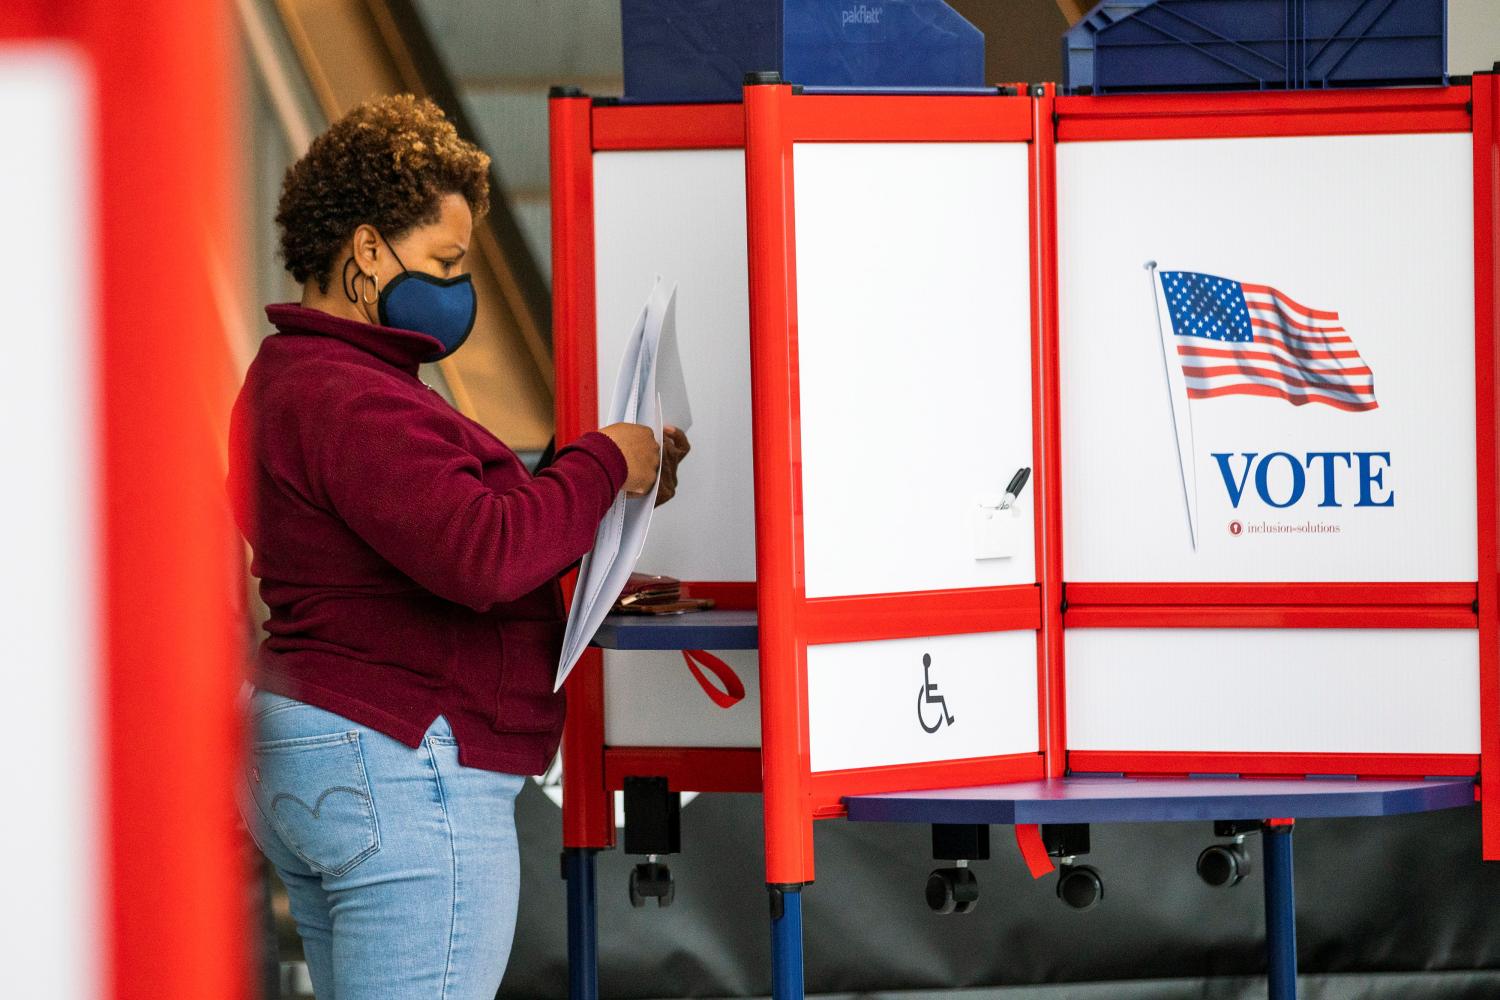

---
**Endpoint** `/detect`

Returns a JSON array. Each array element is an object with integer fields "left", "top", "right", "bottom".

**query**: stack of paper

[{"left": 556, "top": 278, "right": 691, "bottom": 689}]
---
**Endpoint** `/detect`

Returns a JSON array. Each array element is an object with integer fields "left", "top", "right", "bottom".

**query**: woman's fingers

[
  {"left": 654, "top": 464, "right": 675, "bottom": 505},
  {"left": 599, "top": 422, "right": 661, "bottom": 495},
  {"left": 656, "top": 427, "right": 688, "bottom": 506},
  {"left": 663, "top": 425, "right": 691, "bottom": 458}
]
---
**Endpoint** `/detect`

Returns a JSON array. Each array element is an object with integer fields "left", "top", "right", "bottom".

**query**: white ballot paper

[{"left": 556, "top": 279, "right": 689, "bottom": 690}]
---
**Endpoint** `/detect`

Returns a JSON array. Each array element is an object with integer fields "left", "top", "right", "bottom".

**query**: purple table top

[
  {"left": 844, "top": 777, "right": 1477, "bottom": 826},
  {"left": 591, "top": 610, "right": 759, "bottom": 650}
]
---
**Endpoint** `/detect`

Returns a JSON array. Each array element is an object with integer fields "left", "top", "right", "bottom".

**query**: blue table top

[
  {"left": 590, "top": 610, "right": 759, "bottom": 651},
  {"left": 844, "top": 776, "right": 1476, "bottom": 825}
]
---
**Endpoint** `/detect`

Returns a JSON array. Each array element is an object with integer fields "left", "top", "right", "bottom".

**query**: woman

[{"left": 228, "top": 94, "right": 687, "bottom": 999}]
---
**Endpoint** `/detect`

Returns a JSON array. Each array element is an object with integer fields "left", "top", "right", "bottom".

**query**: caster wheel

[
  {"left": 628, "top": 867, "right": 646, "bottom": 908},
  {"left": 629, "top": 862, "right": 675, "bottom": 908},
  {"left": 1197, "top": 843, "right": 1252, "bottom": 888},
  {"left": 1057, "top": 864, "right": 1103, "bottom": 911},
  {"left": 925, "top": 867, "right": 979, "bottom": 915}
]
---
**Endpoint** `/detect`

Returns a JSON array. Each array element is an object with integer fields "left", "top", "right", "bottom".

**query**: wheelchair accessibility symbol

[{"left": 917, "top": 653, "right": 956, "bottom": 734}]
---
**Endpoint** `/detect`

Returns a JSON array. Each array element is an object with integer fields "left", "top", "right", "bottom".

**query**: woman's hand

[
  {"left": 598, "top": 422, "right": 661, "bottom": 497},
  {"left": 655, "top": 426, "right": 691, "bottom": 507}
]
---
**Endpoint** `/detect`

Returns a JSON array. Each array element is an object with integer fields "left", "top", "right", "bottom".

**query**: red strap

[
  {"left": 681, "top": 650, "right": 746, "bottom": 709},
  {"left": 1014, "top": 824, "right": 1056, "bottom": 879}
]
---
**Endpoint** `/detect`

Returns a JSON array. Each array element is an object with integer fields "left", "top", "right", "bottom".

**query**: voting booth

[
  {"left": 550, "top": 95, "right": 763, "bottom": 859},
  {"left": 550, "top": 78, "right": 1055, "bottom": 852},
  {"left": 550, "top": 78, "right": 1058, "bottom": 989},
  {"left": 739, "top": 82, "right": 1054, "bottom": 887},
  {"left": 1053, "top": 83, "right": 1498, "bottom": 822},
  {"left": 550, "top": 74, "right": 1500, "bottom": 1000}
]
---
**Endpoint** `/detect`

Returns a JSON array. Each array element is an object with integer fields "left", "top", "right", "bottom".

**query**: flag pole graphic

[{"left": 1146, "top": 261, "right": 1199, "bottom": 550}]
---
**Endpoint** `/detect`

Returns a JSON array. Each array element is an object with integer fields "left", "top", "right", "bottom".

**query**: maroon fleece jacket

[{"left": 228, "top": 304, "right": 627, "bottom": 774}]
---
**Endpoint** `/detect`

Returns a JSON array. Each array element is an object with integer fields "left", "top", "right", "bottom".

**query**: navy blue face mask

[{"left": 349, "top": 236, "right": 477, "bottom": 361}]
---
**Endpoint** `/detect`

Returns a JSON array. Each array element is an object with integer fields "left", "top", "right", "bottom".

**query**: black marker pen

[{"left": 1000, "top": 467, "right": 1031, "bottom": 510}]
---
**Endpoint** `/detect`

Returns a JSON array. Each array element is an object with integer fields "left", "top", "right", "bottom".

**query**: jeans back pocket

[{"left": 249, "top": 731, "right": 380, "bottom": 877}]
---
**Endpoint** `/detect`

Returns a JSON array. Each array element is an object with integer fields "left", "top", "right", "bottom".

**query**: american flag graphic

[{"left": 1160, "top": 270, "right": 1377, "bottom": 412}]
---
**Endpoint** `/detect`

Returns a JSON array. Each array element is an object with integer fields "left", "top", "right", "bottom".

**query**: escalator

[{"left": 241, "top": 0, "right": 554, "bottom": 452}]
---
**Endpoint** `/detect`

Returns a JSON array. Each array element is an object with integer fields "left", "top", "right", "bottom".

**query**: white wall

[{"left": 1450, "top": 0, "right": 1500, "bottom": 76}]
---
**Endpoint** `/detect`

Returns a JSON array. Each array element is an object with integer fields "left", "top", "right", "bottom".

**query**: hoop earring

[
  {"left": 341, "top": 256, "right": 360, "bottom": 304},
  {"left": 361, "top": 271, "right": 379, "bottom": 305}
]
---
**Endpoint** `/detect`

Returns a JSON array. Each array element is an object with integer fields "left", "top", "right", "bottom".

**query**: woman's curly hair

[{"left": 276, "top": 94, "right": 490, "bottom": 292}]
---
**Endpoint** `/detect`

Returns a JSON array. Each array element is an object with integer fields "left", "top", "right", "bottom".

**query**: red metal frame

[
  {"left": 1067, "top": 582, "right": 1477, "bottom": 605},
  {"left": 550, "top": 94, "right": 615, "bottom": 850},
  {"left": 745, "top": 84, "right": 1047, "bottom": 884},
  {"left": 604, "top": 748, "right": 763, "bottom": 793},
  {"left": 680, "top": 580, "right": 757, "bottom": 608},
  {"left": 1031, "top": 83, "right": 1067, "bottom": 778},
  {"left": 1052, "top": 86, "right": 1496, "bottom": 836},
  {"left": 0, "top": 2, "right": 248, "bottom": 995},
  {"left": 744, "top": 84, "right": 815, "bottom": 883},
  {"left": 802, "top": 585, "right": 1038, "bottom": 645},
  {"left": 1066, "top": 605, "right": 1476, "bottom": 629},
  {"left": 770, "top": 91, "right": 1031, "bottom": 142},
  {"left": 807, "top": 752, "right": 1044, "bottom": 817},
  {"left": 592, "top": 101, "right": 743, "bottom": 150},
  {"left": 1472, "top": 73, "right": 1500, "bottom": 859},
  {"left": 1055, "top": 86, "right": 1473, "bottom": 142},
  {"left": 1071, "top": 751, "right": 1482, "bottom": 780},
  {"left": 102, "top": 4, "right": 246, "bottom": 994}
]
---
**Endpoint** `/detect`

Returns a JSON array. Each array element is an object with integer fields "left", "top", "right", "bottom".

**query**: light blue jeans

[{"left": 236, "top": 690, "right": 524, "bottom": 1000}]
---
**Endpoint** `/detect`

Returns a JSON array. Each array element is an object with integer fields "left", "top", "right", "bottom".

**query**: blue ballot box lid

[
  {"left": 1062, "top": 0, "right": 1448, "bottom": 96},
  {"left": 620, "top": 0, "right": 986, "bottom": 103}
]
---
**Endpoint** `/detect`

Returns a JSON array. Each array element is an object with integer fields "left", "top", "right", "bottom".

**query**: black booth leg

[
  {"left": 769, "top": 884, "right": 805, "bottom": 1000},
  {"left": 563, "top": 848, "right": 600, "bottom": 1000},
  {"left": 1262, "top": 821, "right": 1298, "bottom": 1000}
]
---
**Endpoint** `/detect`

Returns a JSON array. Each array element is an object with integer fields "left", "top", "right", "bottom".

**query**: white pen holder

[{"left": 973, "top": 494, "right": 1021, "bottom": 561}]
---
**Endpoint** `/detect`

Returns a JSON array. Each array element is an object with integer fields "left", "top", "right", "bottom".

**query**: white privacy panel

[
  {"left": 793, "top": 142, "right": 1036, "bottom": 599},
  {"left": 1058, "top": 133, "right": 1476, "bottom": 582},
  {"left": 1067, "top": 628, "right": 1479, "bottom": 755},
  {"left": 603, "top": 649, "right": 761, "bottom": 748},
  {"left": 593, "top": 149, "right": 755, "bottom": 581},
  {"left": 807, "top": 630, "right": 1039, "bottom": 772},
  {"left": 0, "top": 48, "right": 100, "bottom": 1000}
]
